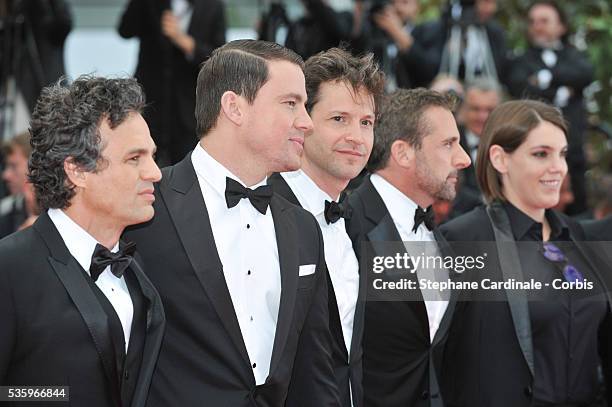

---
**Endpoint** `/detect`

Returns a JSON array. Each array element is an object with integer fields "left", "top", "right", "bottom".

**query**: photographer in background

[
  {"left": 0, "top": 0, "right": 71, "bottom": 144},
  {"left": 368, "top": 0, "right": 420, "bottom": 90},
  {"left": 0, "top": 0, "right": 72, "bottom": 112},
  {"left": 506, "top": 0, "right": 594, "bottom": 215},
  {"left": 118, "top": 0, "right": 226, "bottom": 165},
  {"left": 283, "top": 0, "right": 362, "bottom": 60},
  {"left": 371, "top": 0, "right": 507, "bottom": 89}
]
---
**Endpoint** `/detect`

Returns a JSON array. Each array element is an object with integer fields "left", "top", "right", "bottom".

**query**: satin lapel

[
  {"left": 366, "top": 212, "right": 429, "bottom": 339},
  {"left": 486, "top": 203, "right": 535, "bottom": 377},
  {"left": 267, "top": 173, "right": 301, "bottom": 206},
  {"left": 267, "top": 196, "right": 299, "bottom": 378},
  {"left": 126, "top": 256, "right": 166, "bottom": 407},
  {"left": 34, "top": 214, "right": 121, "bottom": 406},
  {"left": 162, "top": 157, "right": 251, "bottom": 370},
  {"left": 430, "top": 229, "right": 459, "bottom": 348},
  {"left": 349, "top": 260, "right": 366, "bottom": 363}
]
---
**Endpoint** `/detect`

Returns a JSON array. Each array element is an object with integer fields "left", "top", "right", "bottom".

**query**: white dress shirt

[
  {"left": 465, "top": 130, "right": 480, "bottom": 165},
  {"left": 282, "top": 170, "right": 359, "bottom": 355},
  {"left": 192, "top": 144, "right": 281, "bottom": 385},
  {"left": 48, "top": 208, "right": 134, "bottom": 352},
  {"left": 370, "top": 174, "right": 449, "bottom": 342}
]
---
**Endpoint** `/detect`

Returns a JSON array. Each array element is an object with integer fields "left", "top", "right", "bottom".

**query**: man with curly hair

[{"left": 0, "top": 76, "right": 165, "bottom": 407}]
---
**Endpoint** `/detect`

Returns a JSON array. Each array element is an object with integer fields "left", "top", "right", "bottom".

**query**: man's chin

[{"left": 435, "top": 185, "right": 456, "bottom": 202}]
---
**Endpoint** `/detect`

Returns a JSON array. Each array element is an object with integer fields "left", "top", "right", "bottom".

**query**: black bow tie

[
  {"left": 225, "top": 177, "right": 273, "bottom": 215},
  {"left": 89, "top": 241, "right": 136, "bottom": 282},
  {"left": 412, "top": 205, "right": 435, "bottom": 232},
  {"left": 324, "top": 200, "right": 352, "bottom": 224}
]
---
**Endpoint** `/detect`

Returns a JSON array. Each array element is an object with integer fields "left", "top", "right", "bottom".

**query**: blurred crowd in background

[{"left": 0, "top": 0, "right": 610, "bottom": 239}]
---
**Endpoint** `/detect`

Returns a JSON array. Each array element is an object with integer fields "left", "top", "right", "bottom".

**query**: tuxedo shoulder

[
  {"left": 274, "top": 194, "right": 319, "bottom": 230},
  {"left": 0, "top": 226, "right": 43, "bottom": 269},
  {"left": 346, "top": 185, "right": 368, "bottom": 211},
  {"left": 440, "top": 206, "right": 491, "bottom": 242}
]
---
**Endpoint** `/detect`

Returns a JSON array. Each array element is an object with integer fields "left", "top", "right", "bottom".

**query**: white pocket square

[{"left": 298, "top": 264, "right": 316, "bottom": 276}]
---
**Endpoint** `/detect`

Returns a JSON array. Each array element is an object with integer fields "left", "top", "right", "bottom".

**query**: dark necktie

[
  {"left": 225, "top": 177, "right": 273, "bottom": 215},
  {"left": 412, "top": 205, "right": 434, "bottom": 233},
  {"left": 324, "top": 200, "right": 352, "bottom": 224},
  {"left": 89, "top": 241, "right": 136, "bottom": 282}
]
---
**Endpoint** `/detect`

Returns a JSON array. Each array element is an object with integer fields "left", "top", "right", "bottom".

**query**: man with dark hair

[
  {"left": 0, "top": 76, "right": 165, "bottom": 407},
  {"left": 125, "top": 39, "right": 340, "bottom": 406},
  {"left": 507, "top": 0, "right": 593, "bottom": 214},
  {"left": 268, "top": 47, "right": 385, "bottom": 407},
  {"left": 450, "top": 77, "right": 501, "bottom": 218},
  {"left": 346, "top": 88, "right": 470, "bottom": 407},
  {"left": 0, "top": 132, "right": 32, "bottom": 237}
]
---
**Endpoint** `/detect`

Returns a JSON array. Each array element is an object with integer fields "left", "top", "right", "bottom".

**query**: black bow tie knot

[
  {"left": 412, "top": 205, "right": 435, "bottom": 233},
  {"left": 225, "top": 177, "right": 273, "bottom": 215},
  {"left": 89, "top": 241, "right": 136, "bottom": 282},
  {"left": 324, "top": 200, "right": 352, "bottom": 224}
]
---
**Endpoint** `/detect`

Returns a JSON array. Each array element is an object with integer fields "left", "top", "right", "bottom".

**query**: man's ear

[
  {"left": 390, "top": 139, "right": 416, "bottom": 169},
  {"left": 489, "top": 144, "right": 508, "bottom": 174},
  {"left": 220, "top": 91, "right": 245, "bottom": 126},
  {"left": 64, "top": 158, "right": 88, "bottom": 188}
]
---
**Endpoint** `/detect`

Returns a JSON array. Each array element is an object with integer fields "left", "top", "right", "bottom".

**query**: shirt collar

[
  {"left": 280, "top": 170, "right": 337, "bottom": 218},
  {"left": 191, "top": 143, "right": 267, "bottom": 199},
  {"left": 370, "top": 173, "right": 420, "bottom": 234},
  {"left": 465, "top": 130, "right": 480, "bottom": 149},
  {"left": 503, "top": 201, "right": 569, "bottom": 241},
  {"left": 47, "top": 208, "right": 119, "bottom": 274}
]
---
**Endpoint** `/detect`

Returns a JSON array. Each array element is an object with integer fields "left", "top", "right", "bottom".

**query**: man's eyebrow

[
  {"left": 278, "top": 93, "right": 305, "bottom": 102},
  {"left": 125, "top": 147, "right": 154, "bottom": 156}
]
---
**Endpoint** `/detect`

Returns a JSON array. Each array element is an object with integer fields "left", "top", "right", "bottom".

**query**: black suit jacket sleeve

[
  {"left": 285, "top": 216, "right": 341, "bottom": 407},
  {"left": 118, "top": 0, "right": 226, "bottom": 65},
  {"left": 550, "top": 48, "right": 594, "bottom": 90},
  {"left": 599, "top": 312, "right": 612, "bottom": 406},
  {"left": 396, "top": 21, "right": 444, "bottom": 87},
  {"left": 27, "top": 0, "right": 72, "bottom": 45},
  {"left": 191, "top": 3, "right": 226, "bottom": 65},
  {"left": 0, "top": 256, "right": 16, "bottom": 382},
  {"left": 117, "top": 0, "right": 148, "bottom": 39}
]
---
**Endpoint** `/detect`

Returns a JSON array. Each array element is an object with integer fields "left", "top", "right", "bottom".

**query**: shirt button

[
  {"left": 246, "top": 224, "right": 251, "bottom": 229},
  {"left": 252, "top": 363, "right": 256, "bottom": 368},
  {"left": 247, "top": 270, "right": 251, "bottom": 275}
]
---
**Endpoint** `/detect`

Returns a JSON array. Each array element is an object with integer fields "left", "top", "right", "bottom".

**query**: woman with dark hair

[{"left": 440, "top": 99, "right": 612, "bottom": 407}]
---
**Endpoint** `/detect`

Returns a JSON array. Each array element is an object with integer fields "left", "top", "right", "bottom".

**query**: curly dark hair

[{"left": 28, "top": 75, "right": 145, "bottom": 210}]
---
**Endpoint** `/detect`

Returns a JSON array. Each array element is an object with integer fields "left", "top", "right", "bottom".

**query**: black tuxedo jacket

[
  {"left": 118, "top": 0, "right": 226, "bottom": 162},
  {"left": 0, "top": 213, "right": 166, "bottom": 407},
  {"left": 345, "top": 176, "right": 458, "bottom": 407},
  {"left": 268, "top": 172, "right": 365, "bottom": 407},
  {"left": 125, "top": 156, "right": 339, "bottom": 407},
  {"left": 581, "top": 216, "right": 612, "bottom": 242},
  {"left": 440, "top": 205, "right": 612, "bottom": 407}
]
